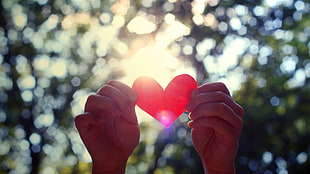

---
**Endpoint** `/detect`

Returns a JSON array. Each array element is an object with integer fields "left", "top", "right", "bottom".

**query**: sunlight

[
  {"left": 120, "top": 44, "right": 179, "bottom": 87},
  {"left": 127, "top": 16, "right": 156, "bottom": 34},
  {"left": 119, "top": 13, "right": 193, "bottom": 87},
  {"left": 264, "top": 0, "right": 293, "bottom": 7},
  {"left": 202, "top": 36, "right": 249, "bottom": 92},
  {"left": 119, "top": 43, "right": 196, "bottom": 126},
  {"left": 49, "top": 59, "right": 67, "bottom": 78},
  {"left": 118, "top": 15, "right": 195, "bottom": 126}
]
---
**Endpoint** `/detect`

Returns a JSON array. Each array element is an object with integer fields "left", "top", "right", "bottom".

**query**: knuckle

[
  {"left": 106, "top": 80, "right": 117, "bottom": 86},
  {"left": 86, "top": 94, "right": 96, "bottom": 103},
  {"left": 215, "top": 82, "right": 226, "bottom": 88},
  {"left": 73, "top": 115, "right": 80, "bottom": 123},
  {"left": 103, "top": 85, "right": 113, "bottom": 92},
  {"left": 239, "top": 106, "right": 245, "bottom": 117},
  {"left": 235, "top": 117, "right": 243, "bottom": 130},
  {"left": 217, "top": 102, "right": 228, "bottom": 111},
  {"left": 239, "top": 118, "right": 243, "bottom": 127},
  {"left": 214, "top": 91, "right": 226, "bottom": 101},
  {"left": 97, "top": 85, "right": 113, "bottom": 94},
  {"left": 87, "top": 94, "right": 96, "bottom": 100},
  {"left": 215, "top": 82, "right": 230, "bottom": 94},
  {"left": 74, "top": 114, "right": 83, "bottom": 124}
]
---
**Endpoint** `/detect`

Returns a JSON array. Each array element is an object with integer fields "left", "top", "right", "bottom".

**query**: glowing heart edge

[{"left": 132, "top": 74, "right": 197, "bottom": 127}]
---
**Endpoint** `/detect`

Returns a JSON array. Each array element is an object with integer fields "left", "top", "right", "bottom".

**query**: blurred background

[{"left": 0, "top": 0, "right": 309, "bottom": 173}]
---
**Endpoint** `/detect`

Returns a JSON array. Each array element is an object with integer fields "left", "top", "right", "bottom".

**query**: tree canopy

[{"left": 0, "top": 0, "right": 309, "bottom": 173}]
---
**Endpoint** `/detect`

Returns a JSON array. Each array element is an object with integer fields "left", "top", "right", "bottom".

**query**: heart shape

[{"left": 132, "top": 74, "right": 197, "bottom": 127}]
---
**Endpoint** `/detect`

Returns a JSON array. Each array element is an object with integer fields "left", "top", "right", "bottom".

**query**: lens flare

[{"left": 157, "top": 110, "right": 176, "bottom": 128}]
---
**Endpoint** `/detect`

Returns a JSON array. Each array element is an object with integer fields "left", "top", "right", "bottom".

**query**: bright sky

[{"left": 116, "top": 14, "right": 196, "bottom": 126}]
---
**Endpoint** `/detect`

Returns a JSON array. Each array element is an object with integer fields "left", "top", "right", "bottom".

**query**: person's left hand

[{"left": 74, "top": 81, "right": 140, "bottom": 174}]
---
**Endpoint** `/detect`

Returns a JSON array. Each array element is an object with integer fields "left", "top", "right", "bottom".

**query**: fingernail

[
  {"left": 188, "top": 112, "right": 193, "bottom": 120},
  {"left": 187, "top": 121, "right": 194, "bottom": 128}
]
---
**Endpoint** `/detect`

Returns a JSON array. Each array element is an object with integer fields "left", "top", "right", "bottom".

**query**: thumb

[{"left": 74, "top": 112, "right": 104, "bottom": 143}]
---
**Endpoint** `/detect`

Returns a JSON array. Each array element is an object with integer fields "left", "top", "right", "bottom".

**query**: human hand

[
  {"left": 186, "top": 82, "right": 244, "bottom": 174},
  {"left": 74, "top": 81, "right": 140, "bottom": 174}
]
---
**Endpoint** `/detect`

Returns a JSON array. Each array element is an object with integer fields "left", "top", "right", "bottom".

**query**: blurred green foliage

[{"left": 0, "top": 0, "right": 309, "bottom": 173}]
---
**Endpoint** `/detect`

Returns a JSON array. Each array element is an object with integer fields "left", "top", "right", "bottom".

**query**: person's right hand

[
  {"left": 74, "top": 81, "right": 140, "bottom": 174},
  {"left": 187, "top": 82, "right": 244, "bottom": 174}
]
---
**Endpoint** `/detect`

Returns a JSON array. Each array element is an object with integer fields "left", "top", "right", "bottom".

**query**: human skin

[
  {"left": 74, "top": 81, "right": 140, "bottom": 174},
  {"left": 186, "top": 82, "right": 244, "bottom": 174},
  {"left": 75, "top": 81, "right": 244, "bottom": 174}
]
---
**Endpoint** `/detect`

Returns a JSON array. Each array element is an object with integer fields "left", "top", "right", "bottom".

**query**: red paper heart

[{"left": 132, "top": 74, "right": 197, "bottom": 127}]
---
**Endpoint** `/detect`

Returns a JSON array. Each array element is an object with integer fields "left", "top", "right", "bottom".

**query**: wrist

[
  {"left": 204, "top": 168, "right": 235, "bottom": 174},
  {"left": 92, "top": 160, "right": 127, "bottom": 174},
  {"left": 203, "top": 164, "right": 235, "bottom": 174},
  {"left": 200, "top": 154, "right": 236, "bottom": 174}
]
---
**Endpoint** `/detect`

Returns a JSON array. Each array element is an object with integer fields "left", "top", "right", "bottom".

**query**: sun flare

[
  {"left": 120, "top": 44, "right": 178, "bottom": 86},
  {"left": 113, "top": 12, "right": 196, "bottom": 127}
]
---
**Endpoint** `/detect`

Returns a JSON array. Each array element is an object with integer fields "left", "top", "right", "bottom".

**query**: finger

[
  {"left": 97, "top": 83, "right": 138, "bottom": 124},
  {"left": 74, "top": 112, "right": 102, "bottom": 130},
  {"left": 187, "top": 91, "right": 244, "bottom": 117},
  {"left": 191, "top": 82, "right": 230, "bottom": 97},
  {"left": 107, "top": 81, "right": 139, "bottom": 124},
  {"left": 188, "top": 116, "right": 242, "bottom": 139},
  {"left": 97, "top": 85, "right": 130, "bottom": 115},
  {"left": 189, "top": 102, "right": 243, "bottom": 130},
  {"left": 74, "top": 112, "right": 103, "bottom": 142},
  {"left": 85, "top": 94, "right": 121, "bottom": 119},
  {"left": 107, "top": 80, "right": 138, "bottom": 103}
]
